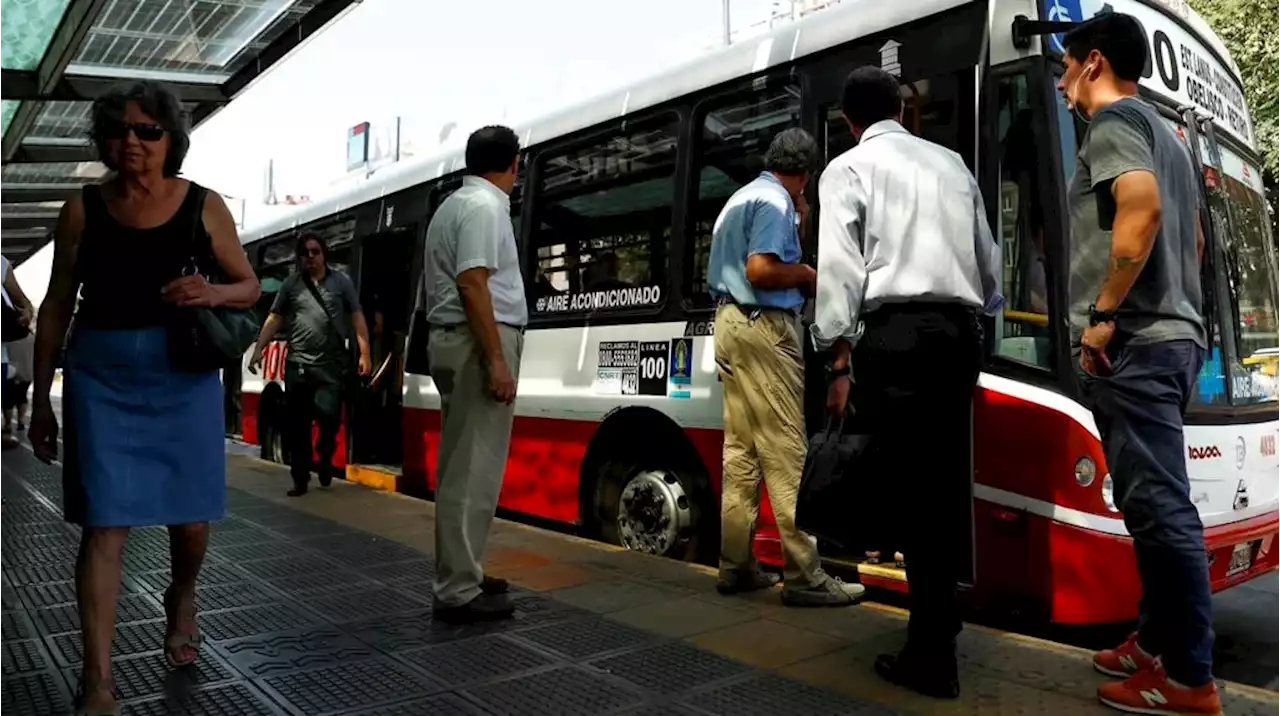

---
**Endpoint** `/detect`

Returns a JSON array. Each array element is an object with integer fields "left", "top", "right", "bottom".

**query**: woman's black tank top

[{"left": 75, "top": 182, "right": 207, "bottom": 330}]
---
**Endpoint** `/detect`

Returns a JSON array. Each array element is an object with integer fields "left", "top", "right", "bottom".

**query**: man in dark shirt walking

[
  {"left": 250, "top": 234, "right": 371, "bottom": 497},
  {"left": 1058, "top": 13, "right": 1217, "bottom": 715}
]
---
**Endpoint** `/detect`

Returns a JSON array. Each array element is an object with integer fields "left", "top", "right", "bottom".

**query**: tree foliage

[{"left": 1188, "top": 0, "right": 1279, "bottom": 181}]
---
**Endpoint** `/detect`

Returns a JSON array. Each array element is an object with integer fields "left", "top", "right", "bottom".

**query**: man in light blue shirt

[{"left": 708, "top": 128, "right": 864, "bottom": 608}]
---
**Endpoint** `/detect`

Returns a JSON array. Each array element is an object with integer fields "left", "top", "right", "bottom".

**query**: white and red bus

[{"left": 235, "top": 0, "right": 1278, "bottom": 625}]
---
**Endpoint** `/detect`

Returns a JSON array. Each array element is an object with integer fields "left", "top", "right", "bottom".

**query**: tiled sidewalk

[{"left": 3, "top": 448, "right": 1277, "bottom": 715}]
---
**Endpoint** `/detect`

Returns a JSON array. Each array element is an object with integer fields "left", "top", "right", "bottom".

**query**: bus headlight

[
  {"left": 1101, "top": 475, "right": 1118, "bottom": 512},
  {"left": 1074, "top": 456, "right": 1096, "bottom": 487}
]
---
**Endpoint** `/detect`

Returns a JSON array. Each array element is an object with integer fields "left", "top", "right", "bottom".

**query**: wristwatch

[
  {"left": 825, "top": 363, "right": 851, "bottom": 380},
  {"left": 1088, "top": 304, "right": 1117, "bottom": 326}
]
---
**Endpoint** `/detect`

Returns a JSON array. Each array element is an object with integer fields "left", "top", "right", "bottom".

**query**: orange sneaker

[
  {"left": 1097, "top": 666, "right": 1222, "bottom": 715},
  {"left": 1095, "top": 632, "right": 1157, "bottom": 678}
]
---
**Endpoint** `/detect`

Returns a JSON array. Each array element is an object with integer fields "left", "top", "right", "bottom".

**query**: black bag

[
  {"left": 796, "top": 415, "right": 873, "bottom": 551},
  {"left": 167, "top": 185, "right": 261, "bottom": 373},
  {"left": 2, "top": 302, "right": 29, "bottom": 343}
]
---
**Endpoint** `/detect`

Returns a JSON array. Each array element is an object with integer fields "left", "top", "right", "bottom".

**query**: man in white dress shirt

[
  {"left": 423, "top": 126, "right": 527, "bottom": 623},
  {"left": 812, "top": 66, "right": 1001, "bottom": 699}
]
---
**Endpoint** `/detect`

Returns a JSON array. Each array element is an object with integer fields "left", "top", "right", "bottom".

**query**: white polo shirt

[{"left": 423, "top": 175, "right": 528, "bottom": 327}]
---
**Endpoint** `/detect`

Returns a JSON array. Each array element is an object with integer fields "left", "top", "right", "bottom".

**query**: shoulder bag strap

[
  {"left": 182, "top": 183, "right": 209, "bottom": 277},
  {"left": 301, "top": 272, "right": 351, "bottom": 354}
]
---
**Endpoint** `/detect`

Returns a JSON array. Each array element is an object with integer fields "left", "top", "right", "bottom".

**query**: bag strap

[
  {"left": 182, "top": 183, "right": 209, "bottom": 277},
  {"left": 300, "top": 272, "right": 350, "bottom": 355}
]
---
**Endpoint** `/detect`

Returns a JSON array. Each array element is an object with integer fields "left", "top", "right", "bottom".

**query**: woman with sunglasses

[{"left": 28, "top": 81, "right": 260, "bottom": 716}]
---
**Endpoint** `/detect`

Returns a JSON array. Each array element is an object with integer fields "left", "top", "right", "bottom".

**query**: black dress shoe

[
  {"left": 433, "top": 594, "right": 515, "bottom": 624},
  {"left": 318, "top": 468, "right": 334, "bottom": 488},
  {"left": 874, "top": 649, "right": 960, "bottom": 699},
  {"left": 287, "top": 486, "right": 307, "bottom": 497},
  {"left": 480, "top": 576, "right": 509, "bottom": 595}
]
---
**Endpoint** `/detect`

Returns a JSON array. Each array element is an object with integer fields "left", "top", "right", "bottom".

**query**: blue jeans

[{"left": 1080, "top": 338, "right": 1213, "bottom": 686}]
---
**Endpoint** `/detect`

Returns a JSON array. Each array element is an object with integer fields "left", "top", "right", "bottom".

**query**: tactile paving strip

[
  {"left": 300, "top": 585, "right": 429, "bottom": 622},
  {"left": 260, "top": 657, "right": 444, "bottom": 716},
  {"left": 48, "top": 619, "right": 167, "bottom": 666},
  {"left": 3, "top": 639, "right": 48, "bottom": 676},
  {"left": 33, "top": 594, "right": 163, "bottom": 636},
  {"left": 398, "top": 634, "right": 557, "bottom": 687},
  {"left": 215, "top": 625, "right": 378, "bottom": 678},
  {"left": 3, "top": 610, "right": 35, "bottom": 641},
  {"left": 16, "top": 581, "right": 77, "bottom": 609},
  {"left": 1, "top": 670, "right": 71, "bottom": 716},
  {"left": 5, "top": 563, "right": 78, "bottom": 585},
  {"left": 360, "top": 560, "right": 437, "bottom": 586},
  {"left": 130, "top": 563, "right": 248, "bottom": 593},
  {"left": 1, "top": 546, "right": 77, "bottom": 568},
  {"left": 211, "top": 541, "right": 310, "bottom": 563},
  {"left": 5, "top": 533, "right": 80, "bottom": 551},
  {"left": 197, "top": 603, "right": 323, "bottom": 642},
  {"left": 685, "top": 672, "right": 881, "bottom": 716},
  {"left": 590, "top": 640, "right": 753, "bottom": 694},
  {"left": 194, "top": 582, "right": 282, "bottom": 611},
  {"left": 82, "top": 650, "right": 237, "bottom": 701},
  {"left": 263, "top": 517, "right": 354, "bottom": 539},
  {"left": 513, "top": 617, "right": 657, "bottom": 660},
  {"left": 235, "top": 554, "right": 341, "bottom": 581},
  {"left": 122, "top": 682, "right": 282, "bottom": 716},
  {"left": 267, "top": 569, "right": 373, "bottom": 595},
  {"left": 208, "top": 526, "right": 279, "bottom": 547},
  {"left": 122, "top": 551, "right": 178, "bottom": 573},
  {"left": 305, "top": 538, "right": 425, "bottom": 567},
  {"left": 462, "top": 665, "right": 645, "bottom": 716},
  {"left": 2, "top": 520, "right": 74, "bottom": 539},
  {"left": 351, "top": 693, "right": 489, "bottom": 716}
]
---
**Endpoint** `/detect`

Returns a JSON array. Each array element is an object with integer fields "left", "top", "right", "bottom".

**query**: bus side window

[
  {"left": 687, "top": 84, "right": 802, "bottom": 309},
  {"left": 529, "top": 117, "right": 679, "bottom": 317}
]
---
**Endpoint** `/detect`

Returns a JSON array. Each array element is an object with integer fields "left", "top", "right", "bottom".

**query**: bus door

[
  {"left": 797, "top": 3, "right": 983, "bottom": 583},
  {"left": 349, "top": 189, "right": 424, "bottom": 469}
]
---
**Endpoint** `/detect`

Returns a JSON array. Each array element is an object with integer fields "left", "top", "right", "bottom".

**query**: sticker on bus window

[
  {"left": 637, "top": 342, "right": 669, "bottom": 396},
  {"left": 597, "top": 341, "right": 640, "bottom": 396},
  {"left": 669, "top": 338, "right": 693, "bottom": 387}
]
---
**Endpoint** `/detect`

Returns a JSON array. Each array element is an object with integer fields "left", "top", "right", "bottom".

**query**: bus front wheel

[{"left": 595, "top": 461, "right": 705, "bottom": 562}]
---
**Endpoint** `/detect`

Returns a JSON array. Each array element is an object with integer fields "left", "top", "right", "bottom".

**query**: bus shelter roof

[{"left": 1, "top": 0, "right": 357, "bottom": 266}]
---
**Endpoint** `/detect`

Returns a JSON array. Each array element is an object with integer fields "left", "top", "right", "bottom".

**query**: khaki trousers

[
  {"left": 715, "top": 303, "right": 822, "bottom": 587},
  {"left": 428, "top": 323, "right": 524, "bottom": 607}
]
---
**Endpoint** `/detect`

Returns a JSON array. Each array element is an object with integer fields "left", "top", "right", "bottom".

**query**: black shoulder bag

[
  {"left": 300, "top": 272, "right": 358, "bottom": 390},
  {"left": 167, "top": 185, "right": 262, "bottom": 373}
]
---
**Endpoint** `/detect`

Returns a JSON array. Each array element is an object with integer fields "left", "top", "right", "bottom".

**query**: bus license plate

[{"left": 1227, "top": 542, "right": 1254, "bottom": 576}]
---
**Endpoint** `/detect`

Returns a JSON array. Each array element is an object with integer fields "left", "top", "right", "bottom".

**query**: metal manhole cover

[
  {"left": 3, "top": 610, "right": 34, "bottom": 641},
  {"left": 121, "top": 552, "right": 175, "bottom": 573},
  {"left": 80, "top": 650, "right": 236, "bottom": 701},
  {"left": 2, "top": 547, "right": 77, "bottom": 568},
  {"left": 197, "top": 604, "right": 322, "bottom": 642},
  {"left": 212, "top": 541, "right": 309, "bottom": 563},
  {"left": 235, "top": 554, "right": 340, "bottom": 581},
  {"left": 195, "top": 583, "right": 281, "bottom": 612},
  {"left": 350, "top": 693, "right": 489, "bottom": 716},
  {"left": 5, "top": 563, "right": 79, "bottom": 585},
  {"left": 360, "top": 560, "right": 437, "bottom": 585},
  {"left": 34, "top": 594, "right": 162, "bottom": 635},
  {"left": 130, "top": 563, "right": 248, "bottom": 593},
  {"left": 15, "top": 581, "right": 77, "bottom": 609},
  {"left": 300, "top": 585, "right": 429, "bottom": 622},
  {"left": 686, "top": 673, "right": 877, "bottom": 716},
  {"left": 48, "top": 619, "right": 166, "bottom": 666},
  {"left": 267, "top": 570, "right": 372, "bottom": 595}
]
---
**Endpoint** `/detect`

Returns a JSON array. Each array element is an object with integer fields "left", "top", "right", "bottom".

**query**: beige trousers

[
  {"left": 428, "top": 323, "right": 524, "bottom": 607},
  {"left": 715, "top": 303, "right": 822, "bottom": 587}
]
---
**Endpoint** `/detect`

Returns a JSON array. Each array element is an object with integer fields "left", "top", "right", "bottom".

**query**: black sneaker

[
  {"left": 716, "top": 569, "right": 781, "bottom": 595},
  {"left": 433, "top": 593, "right": 515, "bottom": 624},
  {"left": 874, "top": 648, "right": 960, "bottom": 699},
  {"left": 480, "top": 576, "right": 509, "bottom": 595}
]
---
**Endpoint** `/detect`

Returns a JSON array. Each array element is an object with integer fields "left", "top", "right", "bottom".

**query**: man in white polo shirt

[{"left": 423, "top": 125, "right": 527, "bottom": 623}]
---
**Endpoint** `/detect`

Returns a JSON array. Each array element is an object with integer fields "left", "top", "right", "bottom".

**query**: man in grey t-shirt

[
  {"left": 1059, "top": 13, "right": 1218, "bottom": 715},
  {"left": 250, "top": 234, "right": 371, "bottom": 497}
]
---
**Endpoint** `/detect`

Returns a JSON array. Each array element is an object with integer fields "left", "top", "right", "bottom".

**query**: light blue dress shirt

[{"left": 706, "top": 172, "right": 805, "bottom": 311}]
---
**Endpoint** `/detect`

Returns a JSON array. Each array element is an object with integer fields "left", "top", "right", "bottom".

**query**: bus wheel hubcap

[{"left": 617, "top": 470, "right": 692, "bottom": 555}]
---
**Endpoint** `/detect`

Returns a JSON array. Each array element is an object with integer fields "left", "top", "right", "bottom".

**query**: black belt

[{"left": 715, "top": 295, "right": 799, "bottom": 318}]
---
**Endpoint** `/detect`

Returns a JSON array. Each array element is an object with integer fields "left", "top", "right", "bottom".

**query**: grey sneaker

[
  {"left": 781, "top": 576, "right": 866, "bottom": 606},
  {"left": 716, "top": 569, "right": 781, "bottom": 595}
]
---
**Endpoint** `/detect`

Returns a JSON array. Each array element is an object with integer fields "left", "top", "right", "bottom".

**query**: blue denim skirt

[{"left": 62, "top": 327, "right": 225, "bottom": 527}]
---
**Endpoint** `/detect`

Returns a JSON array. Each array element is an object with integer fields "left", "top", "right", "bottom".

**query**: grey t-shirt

[
  {"left": 270, "top": 268, "right": 362, "bottom": 367},
  {"left": 1067, "top": 97, "right": 1206, "bottom": 350}
]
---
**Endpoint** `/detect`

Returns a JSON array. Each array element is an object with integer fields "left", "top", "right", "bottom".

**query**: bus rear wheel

[{"left": 595, "top": 461, "right": 705, "bottom": 562}]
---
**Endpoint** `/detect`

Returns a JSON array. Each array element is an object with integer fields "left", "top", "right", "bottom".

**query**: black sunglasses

[
  {"left": 303, "top": 248, "right": 323, "bottom": 257},
  {"left": 103, "top": 121, "right": 167, "bottom": 142}
]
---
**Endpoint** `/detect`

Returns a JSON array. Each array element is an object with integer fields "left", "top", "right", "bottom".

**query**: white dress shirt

[
  {"left": 811, "top": 120, "right": 1002, "bottom": 350},
  {"left": 423, "top": 175, "right": 528, "bottom": 327}
]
